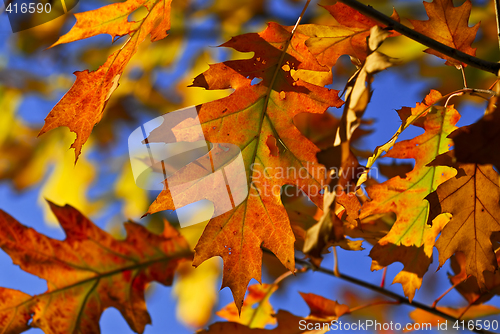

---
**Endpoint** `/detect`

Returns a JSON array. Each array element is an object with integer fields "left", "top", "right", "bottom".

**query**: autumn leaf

[
  {"left": 198, "top": 310, "right": 331, "bottom": 334},
  {"left": 0, "top": 88, "right": 101, "bottom": 220},
  {"left": 378, "top": 161, "right": 413, "bottom": 180},
  {"left": 303, "top": 161, "right": 364, "bottom": 267},
  {"left": 115, "top": 162, "right": 149, "bottom": 219},
  {"left": 359, "top": 96, "right": 459, "bottom": 301},
  {"left": 199, "top": 292, "right": 349, "bottom": 333},
  {"left": 39, "top": 0, "right": 173, "bottom": 161},
  {"left": 144, "top": 22, "right": 343, "bottom": 311},
  {"left": 425, "top": 163, "right": 500, "bottom": 288},
  {"left": 38, "top": 134, "right": 101, "bottom": 226},
  {"left": 173, "top": 221, "right": 221, "bottom": 329},
  {"left": 334, "top": 25, "right": 397, "bottom": 146},
  {"left": 294, "top": 111, "right": 339, "bottom": 151},
  {"left": 173, "top": 259, "right": 220, "bottom": 329},
  {"left": 408, "top": 0, "right": 479, "bottom": 68},
  {"left": 0, "top": 288, "right": 32, "bottom": 333},
  {"left": 449, "top": 251, "right": 500, "bottom": 305},
  {"left": 299, "top": 292, "right": 350, "bottom": 322},
  {"left": 356, "top": 89, "right": 444, "bottom": 188},
  {"left": 303, "top": 26, "right": 392, "bottom": 265},
  {"left": 449, "top": 103, "right": 500, "bottom": 172},
  {"left": 345, "top": 215, "right": 393, "bottom": 247},
  {"left": 0, "top": 201, "right": 192, "bottom": 334},
  {"left": 217, "top": 283, "right": 278, "bottom": 329},
  {"left": 296, "top": 3, "right": 400, "bottom": 67}
]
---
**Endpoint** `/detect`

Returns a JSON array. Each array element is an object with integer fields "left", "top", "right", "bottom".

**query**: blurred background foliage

[{"left": 1, "top": 0, "right": 500, "bottom": 333}]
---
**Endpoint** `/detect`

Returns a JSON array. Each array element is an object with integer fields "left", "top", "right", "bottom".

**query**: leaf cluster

[{"left": 1, "top": 0, "right": 500, "bottom": 333}]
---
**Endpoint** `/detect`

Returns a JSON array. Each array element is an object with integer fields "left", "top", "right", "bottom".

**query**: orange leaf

[
  {"left": 299, "top": 292, "right": 350, "bottom": 322},
  {"left": 144, "top": 22, "right": 343, "bottom": 311},
  {"left": 0, "top": 288, "right": 32, "bottom": 333},
  {"left": 0, "top": 201, "right": 191, "bottom": 334},
  {"left": 297, "top": 3, "right": 400, "bottom": 67},
  {"left": 408, "top": 0, "right": 479, "bottom": 68},
  {"left": 426, "top": 163, "right": 500, "bottom": 288},
  {"left": 360, "top": 92, "right": 459, "bottom": 301},
  {"left": 39, "top": 0, "right": 172, "bottom": 161}
]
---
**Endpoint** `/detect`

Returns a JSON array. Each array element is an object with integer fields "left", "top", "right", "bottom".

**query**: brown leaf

[
  {"left": 449, "top": 251, "right": 500, "bottom": 305},
  {"left": 408, "top": 0, "right": 479, "bottom": 68},
  {"left": 426, "top": 163, "right": 500, "bottom": 288},
  {"left": 378, "top": 161, "right": 414, "bottom": 180},
  {"left": 450, "top": 104, "right": 500, "bottom": 172}
]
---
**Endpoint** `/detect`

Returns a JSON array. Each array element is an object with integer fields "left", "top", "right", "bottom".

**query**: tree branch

[
  {"left": 287, "top": 254, "right": 496, "bottom": 334},
  {"left": 337, "top": 0, "right": 500, "bottom": 76}
]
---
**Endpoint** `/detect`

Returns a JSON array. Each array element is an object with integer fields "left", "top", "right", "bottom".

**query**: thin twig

[
  {"left": 356, "top": 86, "right": 498, "bottom": 187},
  {"left": 333, "top": 247, "right": 340, "bottom": 277},
  {"left": 488, "top": 78, "right": 500, "bottom": 90},
  {"left": 444, "top": 91, "right": 464, "bottom": 107},
  {"left": 272, "top": 251, "right": 496, "bottom": 334},
  {"left": 431, "top": 275, "right": 470, "bottom": 308},
  {"left": 247, "top": 268, "right": 306, "bottom": 327},
  {"left": 458, "top": 295, "right": 482, "bottom": 320},
  {"left": 380, "top": 267, "right": 387, "bottom": 288},
  {"left": 337, "top": 0, "right": 500, "bottom": 76},
  {"left": 349, "top": 300, "right": 400, "bottom": 313},
  {"left": 495, "top": 0, "right": 500, "bottom": 53},
  {"left": 291, "top": 0, "right": 311, "bottom": 34},
  {"left": 461, "top": 66, "right": 468, "bottom": 88}
]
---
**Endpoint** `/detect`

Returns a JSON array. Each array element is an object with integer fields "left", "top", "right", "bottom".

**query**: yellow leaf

[
  {"left": 217, "top": 283, "right": 279, "bottom": 328},
  {"left": 38, "top": 131, "right": 101, "bottom": 225},
  {"left": 115, "top": 162, "right": 149, "bottom": 219},
  {"left": 173, "top": 258, "right": 220, "bottom": 329}
]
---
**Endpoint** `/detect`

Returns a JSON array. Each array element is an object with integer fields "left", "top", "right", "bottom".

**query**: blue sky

[{"left": 0, "top": 0, "right": 499, "bottom": 333}]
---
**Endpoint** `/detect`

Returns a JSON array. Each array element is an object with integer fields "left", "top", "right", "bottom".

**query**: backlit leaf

[
  {"left": 39, "top": 0, "right": 173, "bottom": 161},
  {"left": 173, "top": 259, "right": 220, "bottom": 329},
  {"left": 299, "top": 292, "right": 350, "bottom": 322},
  {"left": 297, "top": 3, "right": 400, "bottom": 67},
  {"left": 359, "top": 99, "right": 459, "bottom": 301},
  {"left": 0, "top": 202, "right": 192, "bottom": 334},
  {"left": 450, "top": 103, "right": 500, "bottom": 172},
  {"left": 217, "top": 283, "right": 278, "bottom": 329},
  {"left": 449, "top": 251, "right": 500, "bottom": 305},
  {"left": 426, "top": 163, "right": 500, "bottom": 288},
  {"left": 145, "top": 22, "right": 343, "bottom": 311},
  {"left": 408, "top": 0, "right": 479, "bottom": 67}
]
